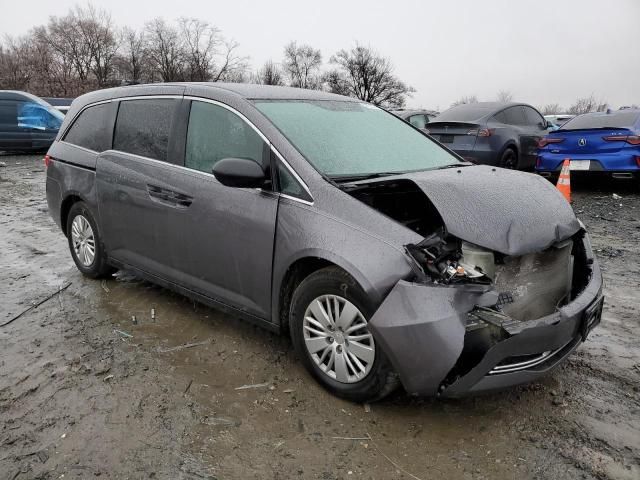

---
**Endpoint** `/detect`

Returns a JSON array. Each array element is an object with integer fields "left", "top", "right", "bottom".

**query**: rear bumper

[
  {"left": 536, "top": 151, "right": 640, "bottom": 173},
  {"left": 368, "top": 233, "right": 603, "bottom": 397}
]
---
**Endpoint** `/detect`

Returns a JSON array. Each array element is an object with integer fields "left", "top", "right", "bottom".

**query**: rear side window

[
  {"left": 523, "top": 106, "right": 544, "bottom": 126},
  {"left": 113, "top": 99, "right": 177, "bottom": 161},
  {"left": 492, "top": 111, "right": 507, "bottom": 123},
  {"left": 503, "top": 107, "right": 526, "bottom": 125},
  {"left": 0, "top": 101, "right": 19, "bottom": 127},
  {"left": 185, "top": 100, "right": 266, "bottom": 174},
  {"left": 64, "top": 103, "right": 111, "bottom": 152}
]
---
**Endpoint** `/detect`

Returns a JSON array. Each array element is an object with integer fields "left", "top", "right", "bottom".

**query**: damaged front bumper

[{"left": 368, "top": 233, "right": 604, "bottom": 398}]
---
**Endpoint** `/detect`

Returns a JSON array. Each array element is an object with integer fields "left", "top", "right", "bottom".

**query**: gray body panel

[
  {"left": 371, "top": 236, "right": 602, "bottom": 397},
  {"left": 96, "top": 151, "right": 278, "bottom": 318},
  {"left": 46, "top": 83, "right": 602, "bottom": 398},
  {"left": 380, "top": 165, "right": 581, "bottom": 256}
]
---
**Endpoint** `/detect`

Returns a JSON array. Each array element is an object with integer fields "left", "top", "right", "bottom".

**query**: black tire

[
  {"left": 289, "top": 266, "right": 399, "bottom": 402},
  {"left": 498, "top": 147, "right": 518, "bottom": 169},
  {"left": 66, "top": 201, "right": 115, "bottom": 279}
]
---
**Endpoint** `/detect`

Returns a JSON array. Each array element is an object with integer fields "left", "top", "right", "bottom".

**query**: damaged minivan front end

[{"left": 344, "top": 166, "right": 604, "bottom": 397}]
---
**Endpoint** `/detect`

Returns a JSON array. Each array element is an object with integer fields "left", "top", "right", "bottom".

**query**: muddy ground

[{"left": 0, "top": 154, "right": 638, "bottom": 480}]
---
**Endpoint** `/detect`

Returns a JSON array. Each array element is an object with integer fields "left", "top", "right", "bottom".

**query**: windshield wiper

[
  {"left": 330, "top": 172, "right": 404, "bottom": 183},
  {"left": 432, "top": 163, "right": 472, "bottom": 170}
]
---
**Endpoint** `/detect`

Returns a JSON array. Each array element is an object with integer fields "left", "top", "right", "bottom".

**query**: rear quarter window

[
  {"left": 113, "top": 99, "right": 177, "bottom": 161},
  {"left": 64, "top": 103, "right": 111, "bottom": 152}
]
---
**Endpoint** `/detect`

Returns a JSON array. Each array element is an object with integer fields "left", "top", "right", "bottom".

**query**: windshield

[
  {"left": 254, "top": 100, "right": 459, "bottom": 178},
  {"left": 561, "top": 111, "right": 639, "bottom": 130}
]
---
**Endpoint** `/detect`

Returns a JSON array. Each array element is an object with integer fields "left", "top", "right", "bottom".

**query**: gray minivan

[{"left": 46, "top": 83, "right": 603, "bottom": 401}]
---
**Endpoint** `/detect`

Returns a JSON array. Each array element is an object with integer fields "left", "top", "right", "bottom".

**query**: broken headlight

[{"left": 406, "top": 229, "right": 493, "bottom": 285}]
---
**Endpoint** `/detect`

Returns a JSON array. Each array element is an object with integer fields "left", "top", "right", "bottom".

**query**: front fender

[{"left": 272, "top": 199, "right": 415, "bottom": 324}]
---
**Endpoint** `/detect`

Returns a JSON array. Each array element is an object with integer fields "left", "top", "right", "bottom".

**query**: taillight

[
  {"left": 635, "top": 156, "right": 640, "bottom": 167},
  {"left": 602, "top": 135, "right": 640, "bottom": 145},
  {"left": 44, "top": 154, "right": 52, "bottom": 167},
  {"left": 538, "top": 137, "right": 564, "bottom": 148},
  {"left": 467, "top": 128, "right": 492, "bottom": 137},
  {"left": 536, "top": 156, "right": 542, "bottom": 168}
]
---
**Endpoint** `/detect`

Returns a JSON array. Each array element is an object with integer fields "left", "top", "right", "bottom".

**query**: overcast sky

[{"left": 2, "top": 0, "right": 639, "bottom": 110}]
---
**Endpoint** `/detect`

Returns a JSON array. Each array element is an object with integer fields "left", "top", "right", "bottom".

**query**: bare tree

[
  {"left": 327, "top": 45, "right": 413, "bottom": 108},
  {"left": 451, "top": 95, "right": 478, "bottom": 107},
  {"left": 322, "top": 69, "right": 350, "bottom": 96},
  {"left": 496, "top": 90, "right": 513, "bottom": 103},
  {"left": 283, "top": 41, "right": 322, "bottom": 89},
  {"left": 0, "top": 37, "right": 32, "bottom": 90},
  {"left": 42, "top": 13, "right": 93, "bottom": 83},
  {"left": 32, "top": 27, "right": 80, "bottom": 96},
  {"left": 222, "top": 68, "right": 250, "bottom": 83},
  {"left": 567, "top": 95, "right": 608, "bottom": 115},
  {"left": 179, "top": 18, "right": 219, "bottom": 81},
  {"left": 116, "top": 27, "right": 147, "bottom": 84},
  {"left": 541, "top": 103, "right": 562, "bottom": 115},
  {"left": 144, "top": 18, "right": 185, "bottom": 82},
  {"left": 254, "top": 60, "right": 284, "bottom": 85},
  {"left": 75, "top": 5, "right": 119, "bottom": 88},
  {"left": 211, "top": 40, "right": 249, "bottom": 82}
]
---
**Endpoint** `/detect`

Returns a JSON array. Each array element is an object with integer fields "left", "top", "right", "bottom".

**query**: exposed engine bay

[
  {"left": 345, "top": 176, "right": 596, "bottom": 395},
  {"left": 343, "top": 177, "right": 590, "bottom": 321}
]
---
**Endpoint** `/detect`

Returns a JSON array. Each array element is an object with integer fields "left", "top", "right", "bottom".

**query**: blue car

[{"left": 536, "top": 109, "right": 640, "bottom": 181}]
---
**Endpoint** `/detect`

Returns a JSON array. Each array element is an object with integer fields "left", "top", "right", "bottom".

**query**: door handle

[{"left": 147, "top": 184, "right": 193, "bottom": 208}]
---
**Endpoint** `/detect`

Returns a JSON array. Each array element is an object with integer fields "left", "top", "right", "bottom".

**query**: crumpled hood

[{"left": 398, "top": 165, "right": 581, "bottom": 256}]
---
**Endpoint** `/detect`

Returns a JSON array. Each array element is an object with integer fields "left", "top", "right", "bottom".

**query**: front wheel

[
  {"left": 66, "top": 202, "right": 115, "bottom": 279},
  {"left": 289, "top": 267, "right": 398, "bottom": 402}
]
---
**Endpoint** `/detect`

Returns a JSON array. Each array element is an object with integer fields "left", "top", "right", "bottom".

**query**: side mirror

[{"left": 211, "top": 157, "right": 266, "bottom": 188}]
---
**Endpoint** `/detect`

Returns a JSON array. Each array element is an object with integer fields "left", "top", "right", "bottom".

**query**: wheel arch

[
  {"left": 60, "top": 192, "right": 87, "bottom": 236},
  {"left": 274, "top": 251, "right": 378, "bottom": 335},
  {"left": 501, "top": 141, "right": 518, "bottom": 157}
]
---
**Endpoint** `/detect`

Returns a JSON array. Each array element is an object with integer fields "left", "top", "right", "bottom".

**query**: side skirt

[{"left": 107, "top": 258, "right": 280, "bottom": 334}]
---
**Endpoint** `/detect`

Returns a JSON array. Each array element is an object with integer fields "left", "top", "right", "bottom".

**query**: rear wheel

[
  {"left": 66, "top": 202, "right": 115, "bottom": 279},
  {"left": 499, "top": 147, "right": 518, "bottom": 169},
  {"left": 289, "top": 267, "right": 398, "bottom": 402}
]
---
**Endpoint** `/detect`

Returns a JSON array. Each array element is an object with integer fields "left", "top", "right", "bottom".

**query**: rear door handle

[{"left": 147, "top": 184, "right": 193, "bottom": 208}]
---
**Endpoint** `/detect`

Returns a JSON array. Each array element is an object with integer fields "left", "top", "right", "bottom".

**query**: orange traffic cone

[{"left": 556, "top": 158, "right": 571, "bottom": 203}]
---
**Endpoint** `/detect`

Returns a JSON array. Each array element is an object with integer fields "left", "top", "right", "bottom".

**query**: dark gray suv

[
  {"left": 0, "top": 91, "right": 64, "bottom": 152},
  {"left": 46, "top": 84, "right": 603, "bottom": 401},
  {"left": 428, "top": 102, "right": 550, "bottom": 169}
]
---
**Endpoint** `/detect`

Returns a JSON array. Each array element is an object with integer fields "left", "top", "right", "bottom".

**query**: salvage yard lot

[{"left": 1, "top": 154, "right": 639, "bottom": 479}]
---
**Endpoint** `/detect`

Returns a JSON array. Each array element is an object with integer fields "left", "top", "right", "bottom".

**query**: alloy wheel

[
  {"left": 302, "top": 294, "right": 375, "bottom": 383},
  {"left": 70, "top": 214, "right": 96, "bottom": 267}
]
